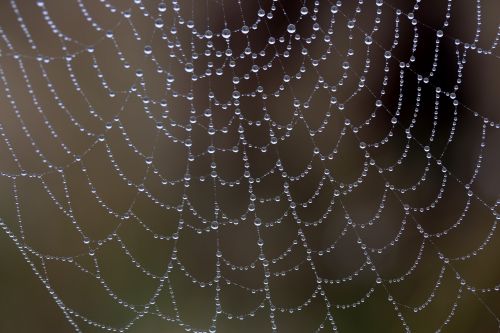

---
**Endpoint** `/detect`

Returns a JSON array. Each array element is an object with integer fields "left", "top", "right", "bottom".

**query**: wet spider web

[{"left": 0, "top": 0, "right": 499, "bottom": 332}]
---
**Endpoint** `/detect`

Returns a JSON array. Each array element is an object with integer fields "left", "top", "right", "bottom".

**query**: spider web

[{"left": 0, "top": 0, "right": 499, "bottom": 332}]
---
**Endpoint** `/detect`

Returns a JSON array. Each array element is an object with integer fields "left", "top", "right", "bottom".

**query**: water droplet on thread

[
  {"left": 222, "top": 28, "right": 231, "bottom": 39},
  {"left": 185, "top": 63, "right": 194, "bottom": 73}
]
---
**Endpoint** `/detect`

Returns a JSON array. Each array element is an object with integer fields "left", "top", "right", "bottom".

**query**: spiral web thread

[{"left": 0, "top": 0, "right": 499, "bottom": 332}]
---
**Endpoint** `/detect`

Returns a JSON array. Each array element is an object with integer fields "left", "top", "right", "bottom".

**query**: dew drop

[
  {"left": 144, "top": 45, "right": 152, "bottom": 55},
  {"left": 158, "top": 2, "right": 167, "bottom": 12},
  {"left": 154, "top": 18, "right": 164, "bottom": 28},
  {"left": 185, "top": 62, "right": 194, "bottom": 73},
  {"left": 222, "top": 28, "right": 231, "bottom": 39}
]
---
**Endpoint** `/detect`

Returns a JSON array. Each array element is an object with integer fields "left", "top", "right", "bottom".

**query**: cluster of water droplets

[{"left": 0, "top": 0, "right": 499, "bottom": 332}]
